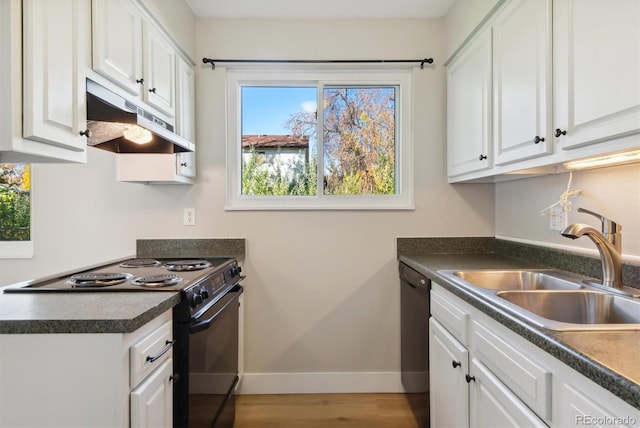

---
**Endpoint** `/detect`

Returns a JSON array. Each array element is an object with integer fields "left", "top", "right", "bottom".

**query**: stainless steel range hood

[{"left": 86, "top": 79, "right": 194, "bottom": 153}]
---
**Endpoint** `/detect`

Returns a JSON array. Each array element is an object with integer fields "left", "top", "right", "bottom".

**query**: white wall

[
  {"left": 0, "top": 17, "right": 495, "bottom": 393},
  {"left": 496, "top": 164, "right": 640, "bottom": 260}
]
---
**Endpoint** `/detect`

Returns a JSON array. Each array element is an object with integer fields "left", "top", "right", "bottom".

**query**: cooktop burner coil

[
  {"left": 119, "top": 258, "right": 161, "bottom": 268},
  {"left": 163, "top": 259, "right": 212, "bottom": 272},
  {"left": 66, "top": 272, "right": 134, "bottom": 287},
  {"left": 131, "top": 274, "right": 183, "bottom": 288}
]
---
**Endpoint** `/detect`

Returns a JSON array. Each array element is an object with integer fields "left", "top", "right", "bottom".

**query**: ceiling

[{"left": 184, "top": 0, "right": 455, "bottom": 19}]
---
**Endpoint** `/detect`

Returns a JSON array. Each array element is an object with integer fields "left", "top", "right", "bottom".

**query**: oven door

[{"left": 187, "top": 285, "right": 242, "bottom": 428}]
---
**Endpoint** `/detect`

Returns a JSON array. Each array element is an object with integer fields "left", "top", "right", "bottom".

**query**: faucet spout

[{"left": 561, "top": 216, "right": 623, "bottom": 289}]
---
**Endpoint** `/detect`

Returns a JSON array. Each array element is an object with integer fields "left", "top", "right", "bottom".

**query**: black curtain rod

[{"left": 202, "top": 57, "right": 434, "bottom": 70}]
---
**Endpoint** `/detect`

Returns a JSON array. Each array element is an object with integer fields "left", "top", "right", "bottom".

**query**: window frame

[{"left": 225, "top": 68, "right": 414, "bottom": 210}]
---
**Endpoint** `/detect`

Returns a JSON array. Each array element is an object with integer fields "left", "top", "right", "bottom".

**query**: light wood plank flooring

[{"left": 234, "top": 393, "right": 428, "bottom": 427}]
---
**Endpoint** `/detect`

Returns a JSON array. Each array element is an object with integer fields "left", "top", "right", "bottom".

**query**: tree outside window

[
  {"left": 241, "top": 86, "right": 397, "bottom": 196},
  {"left": 0, "top": 164, "right": 31, "bottom": 241}
]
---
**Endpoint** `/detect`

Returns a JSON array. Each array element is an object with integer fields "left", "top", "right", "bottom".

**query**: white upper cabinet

[
  {"left": 0, "top": 0, "right": 90, "bottom": 163},
  {"left": 92, "top": 0, "right": 176, "bottom": 119},
  {"left": 553, "top": 0, "right": 640, "bottom": 150},
  {"left": 447, "top": 29, "right": 492, "bottom": 177},
  {"left": 492, "top": 0, "right": 552, "bottom": 165},
  {"left": 446, "top": 0, "right": 640, "bottom": 182},
  {"left": 91, "top": 0, "right": 143, "bottom": 97},
  {"left": 175, "top": 56, "right": 196, "bottom": 179},
  {"left": 23, "top": 0, "right": 91, "bottom": 156},
  {"left": 143, "top": 23, "right": 176, "bottom": 117}
]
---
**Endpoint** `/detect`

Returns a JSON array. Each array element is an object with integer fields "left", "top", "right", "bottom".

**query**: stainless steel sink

[
  {"left": 436, "top": 269, "right": 640, "bottom": 331},
  {"left": 496, "top": 290, "right": 640, "bottom": 330},
  {"left": 449, "top": 270, "right": 584, "bottom": 291}
]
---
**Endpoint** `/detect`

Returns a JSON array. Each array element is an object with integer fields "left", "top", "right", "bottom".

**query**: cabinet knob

[
  {"left": 465, "top": 374, "right": 476, "bottom": 383},
  {"left": 170, "top": 373, "right": 180, "bottom": 383},
  {"left": 136, "top": 78, "right": 144, "bottom": 85},
  {"left": 555, "top": 128, "right": 567, "bottom": 138},
  {"left": 452, "top": 361, "right": 461, "bottom": 368},
  {"left": 180, "top": 162, "right": 188, "bottom": 167},
  {"left": 533, "top": 136, "right": 545, "bottom": 144},
  {"left": 479, "top": 154, "right": 487, "bottom": 161},
  {"left": 79, "top": 129, "right": 91, "bottom": 137},
  {"left": 149, "top": 87, "right": 157, "bottom": 93}
]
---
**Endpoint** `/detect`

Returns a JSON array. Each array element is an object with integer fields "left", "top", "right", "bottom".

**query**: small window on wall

[
  {"left": 0, "top": 163, "right": 33, "bottom": 258},
  {"left": 226, "top": 69, "right": 414, "bottom": 210}
]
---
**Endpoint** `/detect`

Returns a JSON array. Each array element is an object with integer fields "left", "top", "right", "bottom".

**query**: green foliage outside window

[{"left": 0, "top": 164, "right": 31, "bottom": 241}]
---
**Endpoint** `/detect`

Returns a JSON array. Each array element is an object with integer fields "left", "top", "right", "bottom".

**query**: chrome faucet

[{"left": 561, "top": 207, "right": 623, "bottom": 289}]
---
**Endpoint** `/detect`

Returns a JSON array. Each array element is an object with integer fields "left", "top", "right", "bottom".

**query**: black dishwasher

[{"left": 399, "top": 262, "right": 430, "bottom": 427}]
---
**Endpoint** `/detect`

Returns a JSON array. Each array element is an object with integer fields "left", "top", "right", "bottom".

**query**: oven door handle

[{"left": 190, "top": 293, "right": 239, "bottom": 334}]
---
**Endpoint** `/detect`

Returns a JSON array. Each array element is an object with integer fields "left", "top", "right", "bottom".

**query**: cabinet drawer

[
  {"left": 431, "top": 284, "right": 470, "bottom": 345},
  {"left": 130, "top": 320, "right": 173, "bottom": 387},
  {"left": 473, "top": 320, "right": 551, "bottom": 420}
]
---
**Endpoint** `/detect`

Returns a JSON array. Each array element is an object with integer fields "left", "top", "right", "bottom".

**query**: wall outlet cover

[
  {"left": 549, "top": 206, "right": 566, "bottom": 231},
  {"left": 184, "top": 208, "right": 196, "bottom": 226}
]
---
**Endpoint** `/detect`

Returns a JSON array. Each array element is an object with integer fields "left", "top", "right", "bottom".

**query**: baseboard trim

[{"left": 236, "top": 371, "right": 405, "bottom": 395}]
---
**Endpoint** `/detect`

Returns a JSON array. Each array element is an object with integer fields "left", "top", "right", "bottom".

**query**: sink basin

[
  {"left": 496, "top": 290, "right": 640, "bottom": 330},
  {"left": 447, "top": 270, "right": 584, "bottom": 291}
]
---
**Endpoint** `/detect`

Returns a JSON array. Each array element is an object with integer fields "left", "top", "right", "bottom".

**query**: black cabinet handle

[
  {"left": 180, "top": 162, "right": 188, "bottom": 167},
  {"left": 136, "top": 78, "right": 144, "bottom": 84},
  {"left": 534, "top": 136, "right": 545, "bottom": 144},
  {"left": 79, "top": 129, "right": 91, "bottom": 137},
  {"left": 465, "top": 374, "right": 476, "bottom": 383},
  {"left": 149, "top": 87, "right": 157, "bottom": 93},
  {"left": 146, "top": 340, "right": 175, "bottom": 363},
  {"left": 555, "top": 128, "right": 567, "bottom": 138},
  {"left": 479, "top": 154, "right": 487, "bottom": 161},
  {"left": 452, "top": 361, "right": 461, "bottom": 368}
]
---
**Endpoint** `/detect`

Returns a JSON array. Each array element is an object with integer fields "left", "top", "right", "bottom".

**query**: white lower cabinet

[
  {"left": 0, "top": 309, "right": 172, "bottom": 427},
  {"left": 429, "top": 283, "right": 639, "bottom": 428},
  {"left": 131, "top": 358, "right": 173, "bottom": 428},
  {"left": 469, "top": 358, "right": 548, "bottom": 427},
  {"left": 429, "top": 317, "right": 469, "bottom": 428}
]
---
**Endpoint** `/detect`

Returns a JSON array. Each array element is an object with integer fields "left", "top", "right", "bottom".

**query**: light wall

[
  {"left": 195, "top": 18, "right": 495, "bottom": 392},
  {"left": 0, "top": 17, "right": 496, "bottom": 393},
  {"left": 496, "top": 164, "right": 640, "bottom": 259}
]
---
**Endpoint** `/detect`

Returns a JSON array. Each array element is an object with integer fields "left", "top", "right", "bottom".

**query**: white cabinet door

[
  {"left": 176, "top": 56, "right": 196, "bottom": 143},
  {"left": 447, "top": 29, "right": 492, "bottom": 177},
  {"left": 22, "top": 0, "right": 90, "bottom": 160},
  {"left": 492, "top": 0, "right": 552, "bottom": 166},
  {"left": 144, "top": 23, "right": 176, "bottom": 117},
  {"left": 469, "top": 359, "right": 548, "bottom": 428},
  {"left": 553, "top": 0, "right": 640, "bottom": 150},
  {"left": 92, "top": 0, "right": 143, "bottom": 96},
  {"left": 175, "top": 56, "right": 196, "bottom": 179},
  {"left": 429, "top": 318, "right": 469, "bottom": 428},
  {"left": 131, "top": 357, "right": 173, "bottom": 428}
]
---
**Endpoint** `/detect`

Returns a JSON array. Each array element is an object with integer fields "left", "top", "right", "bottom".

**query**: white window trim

[{"left": 225, "top": 68, "right": 414, "bottom": 210}]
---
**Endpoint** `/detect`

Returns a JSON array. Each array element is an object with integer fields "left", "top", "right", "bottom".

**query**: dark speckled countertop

[
  {"left": 398, "top": 237, "right": 640, "bottom": 411},
  {"left": 0, "top": 238, "right": 245, "bottom": 334},
  {"left": 0, "top": 292, "right": 180, "bottom": 334}
]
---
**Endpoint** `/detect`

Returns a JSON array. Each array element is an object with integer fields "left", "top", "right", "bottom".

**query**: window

[
  {"left": 0, "top": 163, "right": 33, "bottom": 258},
  {"left": 226, "top": 69, "right": 414, "bottom": 210}
]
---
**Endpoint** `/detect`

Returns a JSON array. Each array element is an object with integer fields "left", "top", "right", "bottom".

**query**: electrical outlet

[
  {"left": 184, "top": 208, "right": 196, "bottom": 226},
  {"left": 549, "top": 206, "right": 566, "bottom": 231}
]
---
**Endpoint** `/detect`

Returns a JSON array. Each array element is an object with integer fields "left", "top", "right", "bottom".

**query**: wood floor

[{"left": 234, "top": 393, "right": 428, "bottom": 428}]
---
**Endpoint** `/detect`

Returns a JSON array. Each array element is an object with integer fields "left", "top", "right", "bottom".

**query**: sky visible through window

[{"left": 242, "top": 87, "right": 316, "bottom": 135}]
